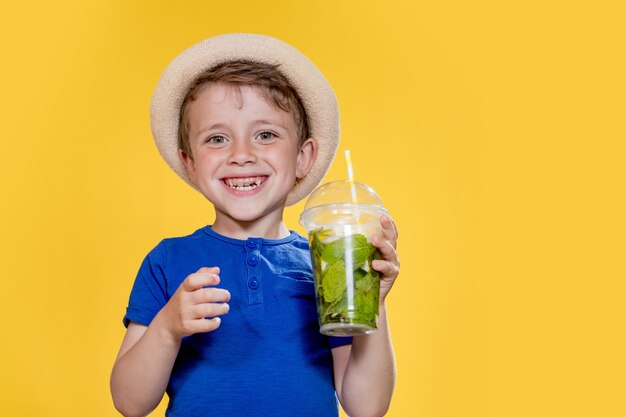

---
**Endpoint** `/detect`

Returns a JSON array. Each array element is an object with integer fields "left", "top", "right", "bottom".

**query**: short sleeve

[
  {"left": 328, "top": 336, "right": 353, "bottom": 349},
  {"left": 122, "top": 242, "right": 169, "bottom": 327}
]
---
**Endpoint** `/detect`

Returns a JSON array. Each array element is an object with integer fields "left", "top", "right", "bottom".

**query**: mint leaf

[
  {"left": 368, "top": 245, "right": 382, "bottom": 279},
  {"left": 322, "top": 234, "right": 371, "bottom": 269},
  {"left": 309, "top": 229, "right": 327, "bottom": 259},
  {"left": 323, "top": 291, "right": 348, "bottom": 320},
  {"left": 309, "top": 229, "right": 326, "bottom": 274},
  {"left": 353, "top": 293, "right": 378, "bottom": 327},
  {"left": 355, "top": 270, "right": 377, "bottom": 293},
  {"left": 353, "top": 268, "right": 367, "bottom": 283},
  {"left": 322, "top": 260, "right": 347, "bottom": 303},
  {"left": 354, "top": 270, "right": 380, "bottom": 325}
]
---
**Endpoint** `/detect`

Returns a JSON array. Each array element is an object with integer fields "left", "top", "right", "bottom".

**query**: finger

[
  {"left": 380, "top": 215, "right": 398, "bottom": 245},
  {"left": 188, "top": 317, "right": 222, "bottom": 333},
  {"left": 192, "top": 302, "right": 230, "bottom": 319},
  {"left": 193, "top": 287, "right": 231, "bottom": 304},
  {"left": 372, "top": 259, "right": 400, "bottom": 278},
  {"left": 182, "top": 271, "right": 220, "bottom": 292},
  {"left": 197, "top": 266, "right": 220, "bottom": 274},
  {"left": 371, "top": 235, "right": 398, "bottom": 261}
]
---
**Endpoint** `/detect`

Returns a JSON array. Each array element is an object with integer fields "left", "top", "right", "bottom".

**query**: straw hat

[{"left": 150, "top": 33, "right": 340, "bottom": 206}]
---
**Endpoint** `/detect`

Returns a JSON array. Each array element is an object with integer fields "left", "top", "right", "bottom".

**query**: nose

[{"left": 227, "top": 139, "right": 257, "bottom": 166}]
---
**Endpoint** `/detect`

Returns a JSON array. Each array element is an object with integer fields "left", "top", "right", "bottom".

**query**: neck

[{"left": 211, "top": 213, "right": 291, "bottom": 240}]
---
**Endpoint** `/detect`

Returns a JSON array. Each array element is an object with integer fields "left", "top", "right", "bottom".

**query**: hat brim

[{"left": 150, "top": 33, "right": 339, "bottom": 206}]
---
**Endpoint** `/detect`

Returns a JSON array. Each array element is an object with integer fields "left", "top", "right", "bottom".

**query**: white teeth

[{"left": 224, "top": 176, "right": 265, "bottom": 190}]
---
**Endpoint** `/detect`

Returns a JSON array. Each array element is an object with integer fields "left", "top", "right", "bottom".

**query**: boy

[{"left": 111, "top": 33, "right": 400, "bottom": 417}]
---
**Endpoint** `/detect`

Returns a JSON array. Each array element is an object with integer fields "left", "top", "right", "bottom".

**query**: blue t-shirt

[{"left": 124, "top": 226, "right": 351, "bottom": 417}]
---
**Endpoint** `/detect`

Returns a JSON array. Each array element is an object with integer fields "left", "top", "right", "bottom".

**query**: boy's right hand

[{"left": 158, "top": 267, "right": 230, "bottom": 341}]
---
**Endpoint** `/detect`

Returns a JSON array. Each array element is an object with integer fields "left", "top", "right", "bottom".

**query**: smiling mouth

[{"left": 222, "top": 176, "right": 267, "bottom": 191}]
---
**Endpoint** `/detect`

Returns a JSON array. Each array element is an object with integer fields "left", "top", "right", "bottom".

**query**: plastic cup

[{"left": 300, "top": 180, "right": 388, "bottom": 336}]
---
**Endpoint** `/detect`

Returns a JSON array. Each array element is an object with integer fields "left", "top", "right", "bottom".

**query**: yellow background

[{"left": 1, "top": 0, "right": 624, "bottom": 416}]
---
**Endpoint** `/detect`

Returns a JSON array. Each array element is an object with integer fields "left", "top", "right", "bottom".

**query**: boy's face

[{"left": 179, "top": 83, "right": 316, "bottom": 232}]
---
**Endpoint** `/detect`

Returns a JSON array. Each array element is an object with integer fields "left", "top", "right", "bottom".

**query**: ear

[
  {"left": 295, "top": 138, "right": 318, "bottom": 179},
  {"left": 178, "top": 149, "right": 198, "bottom": 184}
]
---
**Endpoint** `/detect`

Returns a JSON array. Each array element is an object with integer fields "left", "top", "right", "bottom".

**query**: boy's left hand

[{"left": 371, "top": 215, "right": 400, "bottom": 303}]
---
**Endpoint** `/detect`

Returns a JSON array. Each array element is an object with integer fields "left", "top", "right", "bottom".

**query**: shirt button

[
  {"left": 246, "top": 240, "right": 257, "bottom": 249},
  {"left": 248, "top": 279, "right": 259, "bottom": 289},
  {"left": 247, "top": 256, "right": 259, "bottom": 266}
]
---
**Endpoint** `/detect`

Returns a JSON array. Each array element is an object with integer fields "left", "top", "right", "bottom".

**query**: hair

[{"left": 178, "top": 60, "right": 310, "bottom": 158}]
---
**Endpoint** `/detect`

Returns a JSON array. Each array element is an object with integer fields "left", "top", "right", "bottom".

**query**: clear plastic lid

[
  {"left": 303, "top": 180, "right": 384, "bottom": 210},
  {"left": 299, "top": 180, "right": 387, "bottom": 230}
]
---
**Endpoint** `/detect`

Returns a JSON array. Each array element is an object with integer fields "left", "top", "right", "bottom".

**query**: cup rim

[{"left": 299, "top": 202, "right": 389, "bottom": 227}]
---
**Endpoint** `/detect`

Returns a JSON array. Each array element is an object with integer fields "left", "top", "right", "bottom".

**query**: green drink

[
  {"left": 309, "top": 229, "right": 381, "bottom": 334},
  {"left": 300, "top": 180, "right": 388, "bottom": 336}
]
